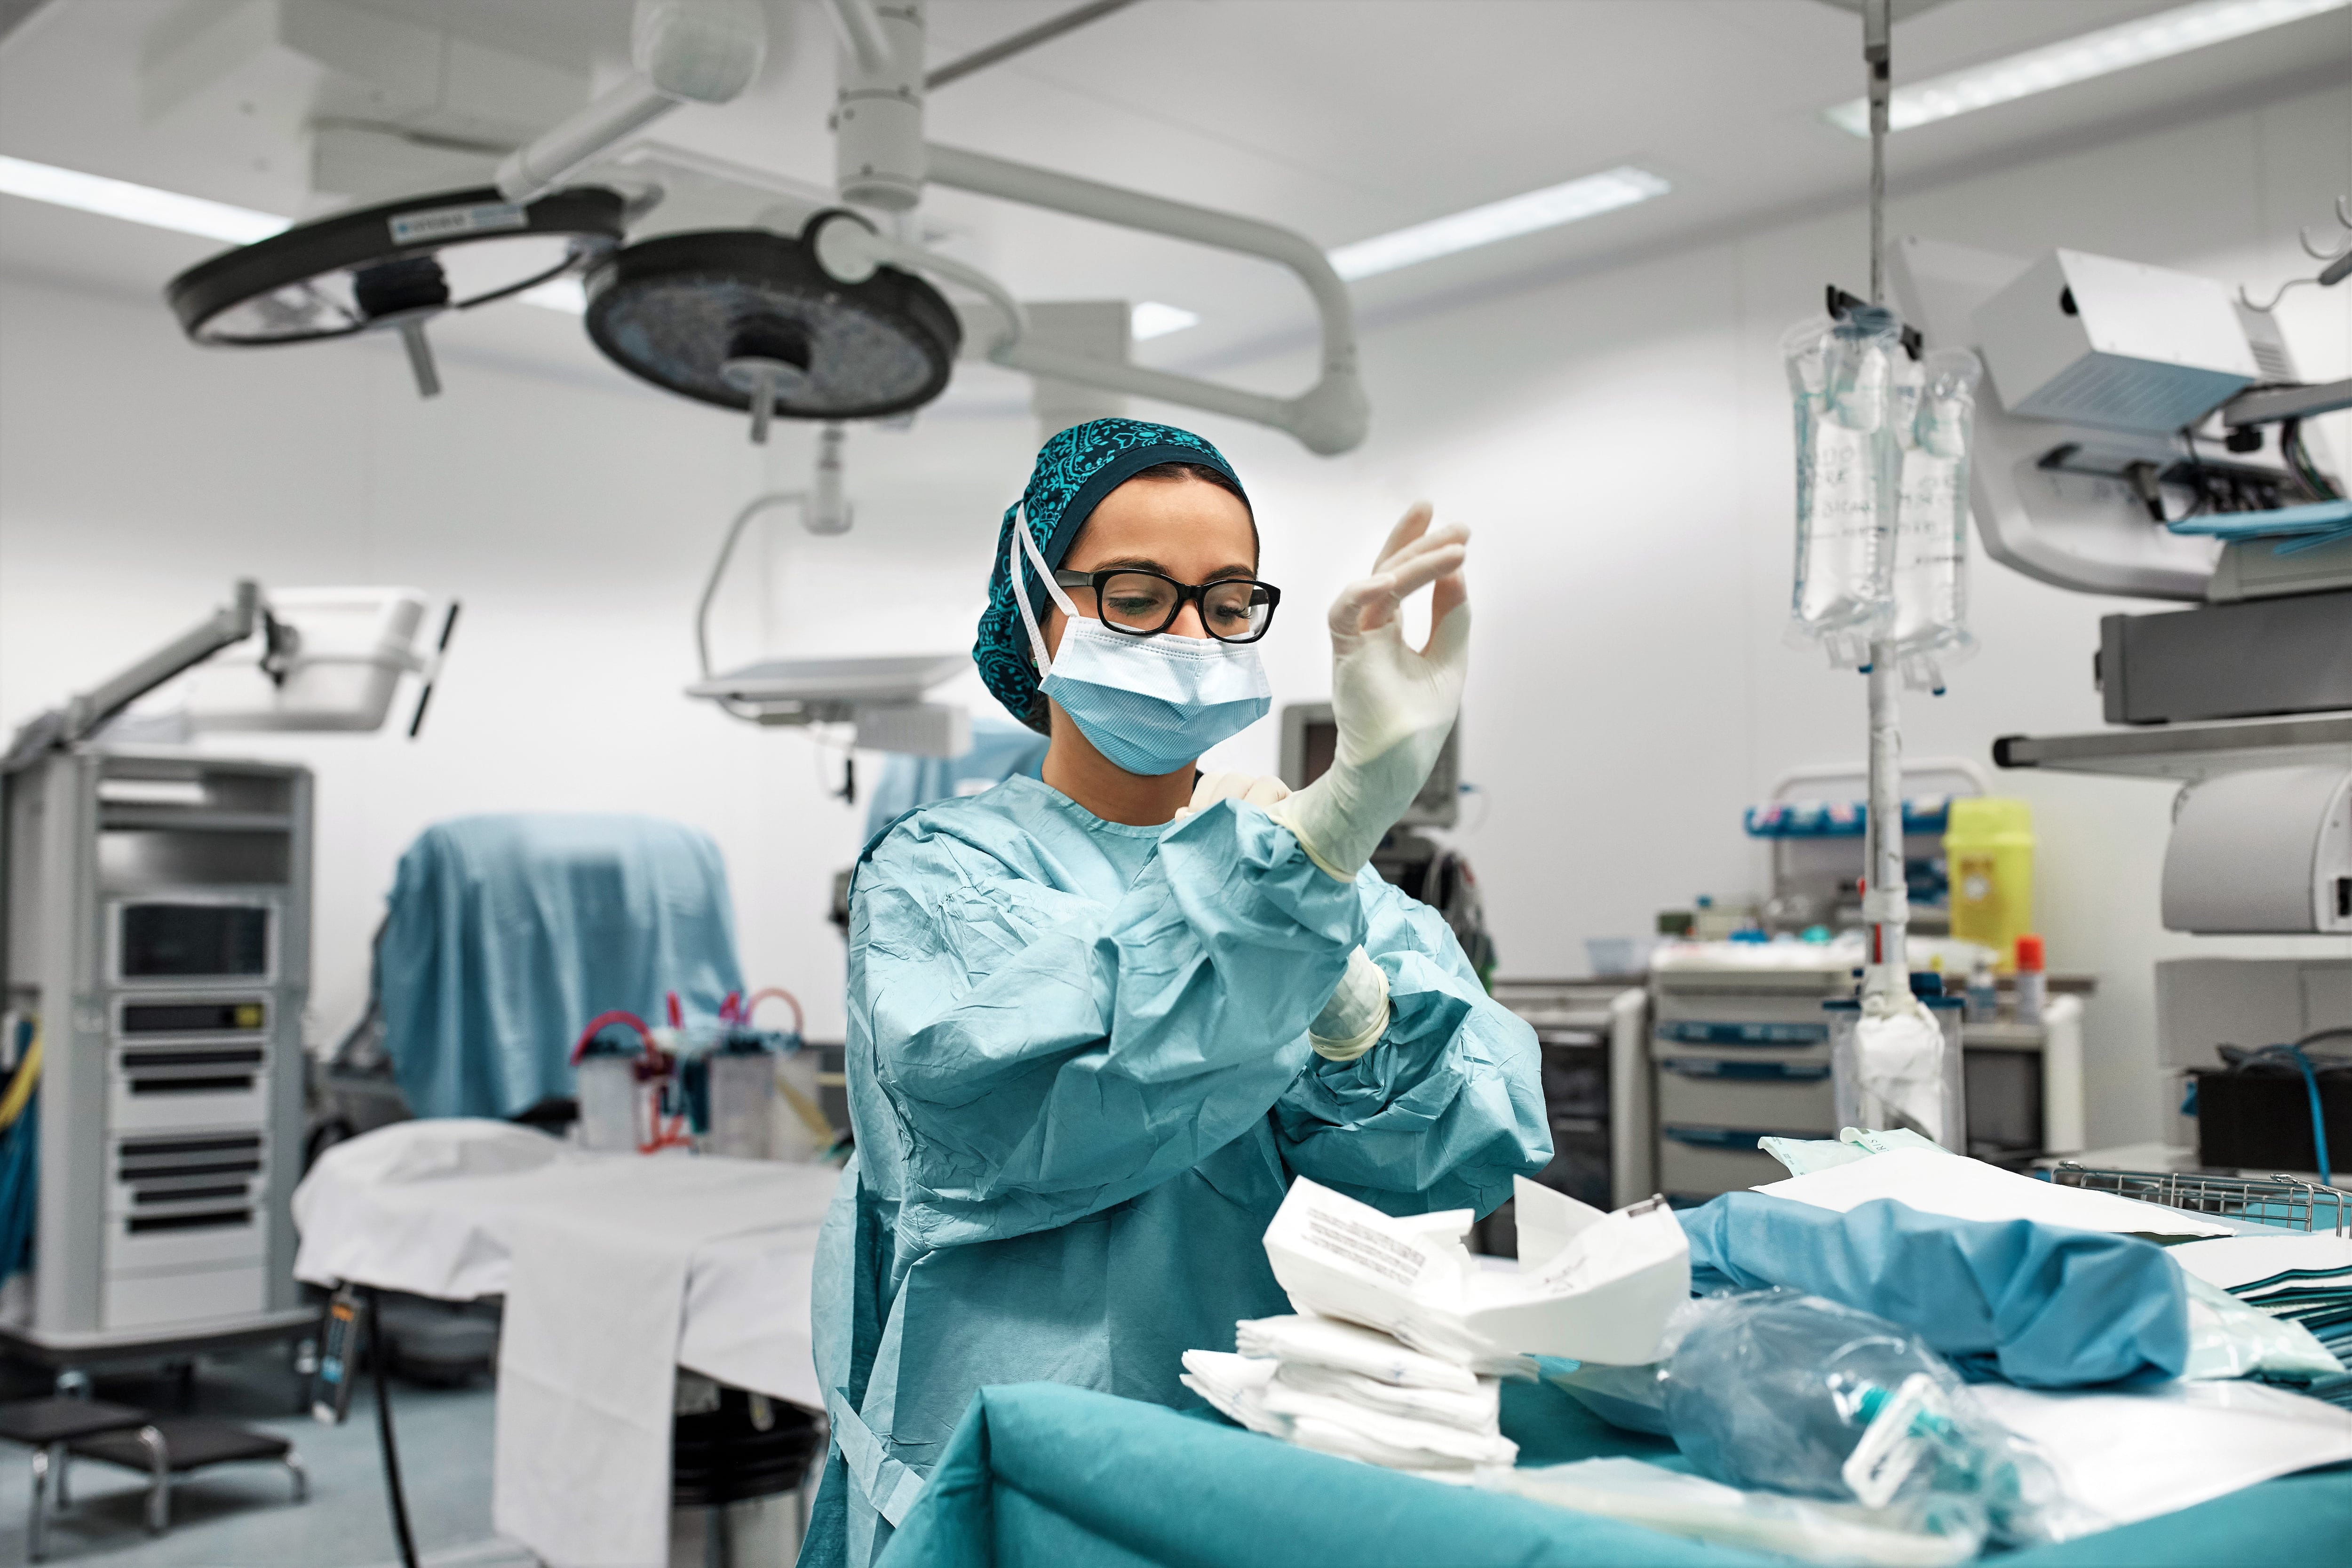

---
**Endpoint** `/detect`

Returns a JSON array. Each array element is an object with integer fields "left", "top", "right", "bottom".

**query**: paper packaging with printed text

[{"left": 1264, "top": 1176, "right": 1691, "bottom": 1368}]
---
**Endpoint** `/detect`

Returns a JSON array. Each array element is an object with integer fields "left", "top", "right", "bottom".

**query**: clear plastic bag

[
  {"left": 1661, "top": 1290, "right": 2077, "bottom": 1550},
  {"left": 1830, "top": 999, "right": 1966, "bottom": 1150},
  {"left": 1785, "top": 308, "right": 1905, "bottom": 668},
  {"left": 1889, "top": 349, "right": 1983, "bottom": 694}
]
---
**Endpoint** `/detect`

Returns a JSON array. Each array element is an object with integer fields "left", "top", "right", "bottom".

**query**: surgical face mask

[{"left": 1010, "top": 512, "right": 1271, "bottom": 777}]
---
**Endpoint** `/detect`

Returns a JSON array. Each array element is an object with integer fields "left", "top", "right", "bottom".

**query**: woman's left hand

[{"left": 1175, "top": 771, "right": 1292, "bottom": 820}]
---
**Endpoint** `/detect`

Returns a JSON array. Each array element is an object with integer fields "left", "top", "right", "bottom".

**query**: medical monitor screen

[
  {"left": 1300, "top": 720, "right": 1338, "bottom": 788},
  {"left": 119, "top": 903, "right": 268, "bottom": 980}
]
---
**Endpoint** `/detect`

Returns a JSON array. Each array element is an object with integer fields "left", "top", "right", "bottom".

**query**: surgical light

[
  {"left": 1327, "top": 166, "right": 1672, "bottom": 283},
  {"left": 165, "top": 186, "right": 630, "bottom": 397},
  {"left": 583, "top": 214, "right": 963, "bottom": 440},
  {"left": 1130, "top": 301, "right": 1199, "bottom": 340},
  {"left": 0, "top": 153, "right": 288, "bottom": 244},
  {"left": 1824, "top": 0, "right": 2352, "bottom": 137}
]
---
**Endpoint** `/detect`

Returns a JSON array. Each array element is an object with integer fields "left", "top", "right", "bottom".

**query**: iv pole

[{"left": 1860, "top": 0, "right": 1909, "bottom": 1008}]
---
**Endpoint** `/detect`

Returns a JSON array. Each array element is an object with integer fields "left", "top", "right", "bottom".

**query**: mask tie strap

[{"left": 1008, "top": 505, "right": 1079, "bottom": 675}]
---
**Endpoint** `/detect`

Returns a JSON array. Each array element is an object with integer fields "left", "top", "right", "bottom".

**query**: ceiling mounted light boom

[
  {"left": 158, "top": 0, "right": 762, "bottom": 398},
  {"left": 806, "top": 0, "right": 1367, "bottom": 452},
  {"left": 496, "top": 0, "right": 770, "bottom": 203}
]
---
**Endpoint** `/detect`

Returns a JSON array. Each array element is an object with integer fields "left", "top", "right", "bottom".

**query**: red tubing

[
  {"left": 742, "top": 987, "right": 805, "bottom": 1036},
  {"left": 570, "top": 1009, "right": 654, "bottom": 1067}
]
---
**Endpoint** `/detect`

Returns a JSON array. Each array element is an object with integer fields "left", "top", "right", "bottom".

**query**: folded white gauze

[
  {"left": 1260, "top": 1382, "right": 1518, "bottom": 1467},
  {"left": 1180, "top": 1350, "right": 1286, "bottom": 1437},
  {"left": 1233, "top": 1315, "right": 1480, "bottom": 1392},
  {"left": 1274, "top": 1361, "right": 1501, "bottom": 1434}
]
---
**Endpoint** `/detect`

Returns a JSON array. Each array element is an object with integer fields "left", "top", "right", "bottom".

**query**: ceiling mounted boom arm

[
  {"left": 925, "top": 143, "right": 1370, "bottom": 455},
  {"left": 496, "top": 0, "right": 769, "bottom": 204}
]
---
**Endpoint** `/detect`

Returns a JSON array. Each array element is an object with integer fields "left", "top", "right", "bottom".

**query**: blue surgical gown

[{"left": 800, "top": 774, "right": 1549, "bottom": 1567}]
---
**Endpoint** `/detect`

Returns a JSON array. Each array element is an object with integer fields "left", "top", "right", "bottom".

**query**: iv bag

[
  {"left": 1889, "top": 349, "right": 1983, "bottom": 695},
  {"left": 1785, "top": 308, "right": 1905, "bottom": 669}
]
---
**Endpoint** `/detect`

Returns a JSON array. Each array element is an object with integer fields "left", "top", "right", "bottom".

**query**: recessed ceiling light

[
  {"left": 0, "top": 153, "right": 288, "bottom": 244},
  {"left": 1131, "top": 301, "right": 1200, "bottom": 340},
  {"left": 1328, "top": 166, "right": 1672, "bottom": 282},
  {"left": 1824, "top": 0, "right": 2352, "bottom": 137}
]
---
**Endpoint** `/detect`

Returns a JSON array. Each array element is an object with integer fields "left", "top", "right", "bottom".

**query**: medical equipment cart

[{"left": 0, "top": 747, "right": 317, "bottom": 1370}]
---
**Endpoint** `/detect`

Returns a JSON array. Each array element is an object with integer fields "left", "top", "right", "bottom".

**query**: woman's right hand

[{"left": 1269, "top": 503, "right": 1470, "bottom": 881}]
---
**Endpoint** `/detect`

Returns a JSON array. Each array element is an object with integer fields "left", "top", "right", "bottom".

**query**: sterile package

[
  {"left": 2179, "top": 1272, "right": 2344, "bottom": 1382},
  {"left": 1970, "top": 1377, "right": 2352, "bottom": 1536},
  {"left": 1759, "top": 1126, "right": 1948, "bottom": 1177},
  {"left": 1262, "top": 1177, "right": 1690, "bottom": 1368},
  {"left": 1660, "top": 1290, "right": 2080, "bottom": 1551},
  {"left": 1482, "top": 1457, "right": 1979, "bottom": 1568},
  {"left": 1752, "top": 1147, "right": 2237, "bottom": 1238}
]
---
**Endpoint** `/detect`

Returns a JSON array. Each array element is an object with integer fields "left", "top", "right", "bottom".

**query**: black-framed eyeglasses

[{"left": 1052, "top": 569, "right": 1282, "bottom": 643}]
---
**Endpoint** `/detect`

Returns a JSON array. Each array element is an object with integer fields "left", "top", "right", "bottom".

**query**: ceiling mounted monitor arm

[
  {"left": 2, "top": 581, "right": 261, "bottom": 771},
  {"left": 924, "top": 144, "right": 1371, "bottom": 455},
  {"left": 496, "top": 0, "right": 770, "bottom": 205}
]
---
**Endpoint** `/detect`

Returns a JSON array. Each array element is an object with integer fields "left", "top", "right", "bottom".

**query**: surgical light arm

[
  {"left": 496, "top": 0, "right": 769, "bottom": 205},
  {"left": 913, "top": 145, "right": 1370, "bottom": 454}
]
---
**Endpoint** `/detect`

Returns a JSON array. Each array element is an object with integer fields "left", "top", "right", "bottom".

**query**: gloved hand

[
  {"left": 1308, "top": 946, "right": 1391, "bottom": 1062},
  {"left": 1269, "top": 503, "right": 1469, "bottom": 882},
  {"left": 1176, "top": 771, "right": 1292, "bottom": 820}
]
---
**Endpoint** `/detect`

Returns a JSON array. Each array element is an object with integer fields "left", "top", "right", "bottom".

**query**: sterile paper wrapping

[{"left": 1263, "top": 1176, "right": 1690, "bottom": 1368}]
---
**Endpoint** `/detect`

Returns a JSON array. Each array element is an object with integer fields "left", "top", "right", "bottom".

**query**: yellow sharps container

[{"left": 1945, "top": 797, "right": 2034, "bottom": 972}]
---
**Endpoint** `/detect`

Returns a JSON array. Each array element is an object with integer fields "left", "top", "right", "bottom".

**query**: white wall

[
  {"left": 4, "top": 80, "right": 2350, "bottom": 1148},
  {"left": 1194, "top": 80, "right": 2352, "bottom": 1149}
]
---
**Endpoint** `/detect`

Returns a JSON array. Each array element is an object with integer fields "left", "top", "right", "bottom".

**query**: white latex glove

[
  {"left": 1175, "top": 771, "right": 1292, "bottom": 820},
  {"left": 1308, "top": 946, "right": 1391, "bottom": 1062},
  {"left": 1268, "top": 503, "right": 1469, "bottom": 882}
]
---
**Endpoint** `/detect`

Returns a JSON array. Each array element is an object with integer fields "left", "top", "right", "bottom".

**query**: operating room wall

[
  {"left": 0, "top": 274, "right": 1038, "bottom": 1053},
  {"left": 2, "top": 78, "right": 2348, "bottom": 1153},
  {"left": 1179, "top": 78, "right": 2352, "bottom": 1151}
]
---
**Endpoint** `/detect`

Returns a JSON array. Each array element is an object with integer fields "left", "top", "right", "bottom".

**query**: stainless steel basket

[{"left": 2050, "top": 1164, "right": 2348, "bottom": 1236}]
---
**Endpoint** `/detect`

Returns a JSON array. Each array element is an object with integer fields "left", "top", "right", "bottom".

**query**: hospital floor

[{"left": 0, "top": 1349, "right": 527, "bottom": 1568}]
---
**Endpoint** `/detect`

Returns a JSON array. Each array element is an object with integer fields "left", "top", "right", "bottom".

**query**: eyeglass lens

[{"left": 1096, "top": 573, "right": 1271, "bottom": 641}]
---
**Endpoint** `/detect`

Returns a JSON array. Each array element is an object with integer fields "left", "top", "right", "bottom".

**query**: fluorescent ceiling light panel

[
  {"left": 0, "top": 153, "right": 289, "bottom": 244},
  {"left": 1824, "top": 0, "right": 2352, "bottom": 136},
  {"left": 0, "top": 153, "right": 583, "bottom": 315},
  {"left": 1329, "top": 166, "right": 1671, "bottom": 282},
  {"left": 1131, "top": 301, "right": 1199, "bottom": 340}
]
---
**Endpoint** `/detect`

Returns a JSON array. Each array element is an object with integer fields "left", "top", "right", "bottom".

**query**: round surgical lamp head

[
  {"left": 164, "top": 185, "right": 628, "bottom": 398},
  {"left": 582, "top": 212, "right": 961, "bottom": 443}
]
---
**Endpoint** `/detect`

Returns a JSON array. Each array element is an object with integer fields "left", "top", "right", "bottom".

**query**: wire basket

[{"left": 2050, "top": 1164, "right": 2348, "bottom": 1237}]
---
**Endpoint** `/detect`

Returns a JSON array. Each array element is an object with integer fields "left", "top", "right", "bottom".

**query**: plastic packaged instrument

[{"left": 1660, "top": 1290, "right": 2078, "bottom": 1550}]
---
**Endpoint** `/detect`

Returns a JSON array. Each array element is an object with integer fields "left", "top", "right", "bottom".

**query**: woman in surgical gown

[{"left": 801, "top": 418, "right": 1548, "bottom": 1566}]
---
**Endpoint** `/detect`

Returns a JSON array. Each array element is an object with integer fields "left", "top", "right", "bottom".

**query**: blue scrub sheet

[
  {"left": 874, "top": 1380, "right": 2352, "bottom": 1568},
  {"left": 376, "top": 813, "right": 746, "bottom": 1119},
  {"left": 1677, "top": 1192, "right": 2190, "bottom": 1387},
  {"left": 802, "top": 774, "right": 1549, "bottom": 1567}
]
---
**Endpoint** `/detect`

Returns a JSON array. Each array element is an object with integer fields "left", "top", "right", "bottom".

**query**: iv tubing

[{"left": 744, "top": 987, "right": 805, "bottom": 1037}]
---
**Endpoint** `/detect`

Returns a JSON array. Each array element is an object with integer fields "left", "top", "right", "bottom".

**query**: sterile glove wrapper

[{"left": 1263, "top": 1176, "right": 1690, "bottom": 1369}]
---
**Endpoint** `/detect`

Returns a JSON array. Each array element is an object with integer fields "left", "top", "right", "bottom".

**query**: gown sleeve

[
  {"left": 850, "top": 798, "right": 1362, "bottom": 1250},
  {"left": 1272, "top": 875, "right": 1550, "bottom": 1219}
]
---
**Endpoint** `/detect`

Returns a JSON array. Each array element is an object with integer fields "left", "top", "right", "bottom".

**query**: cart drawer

[{"left": 1656, "top": 1060, "right": 1836, "bottom": 1134}]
